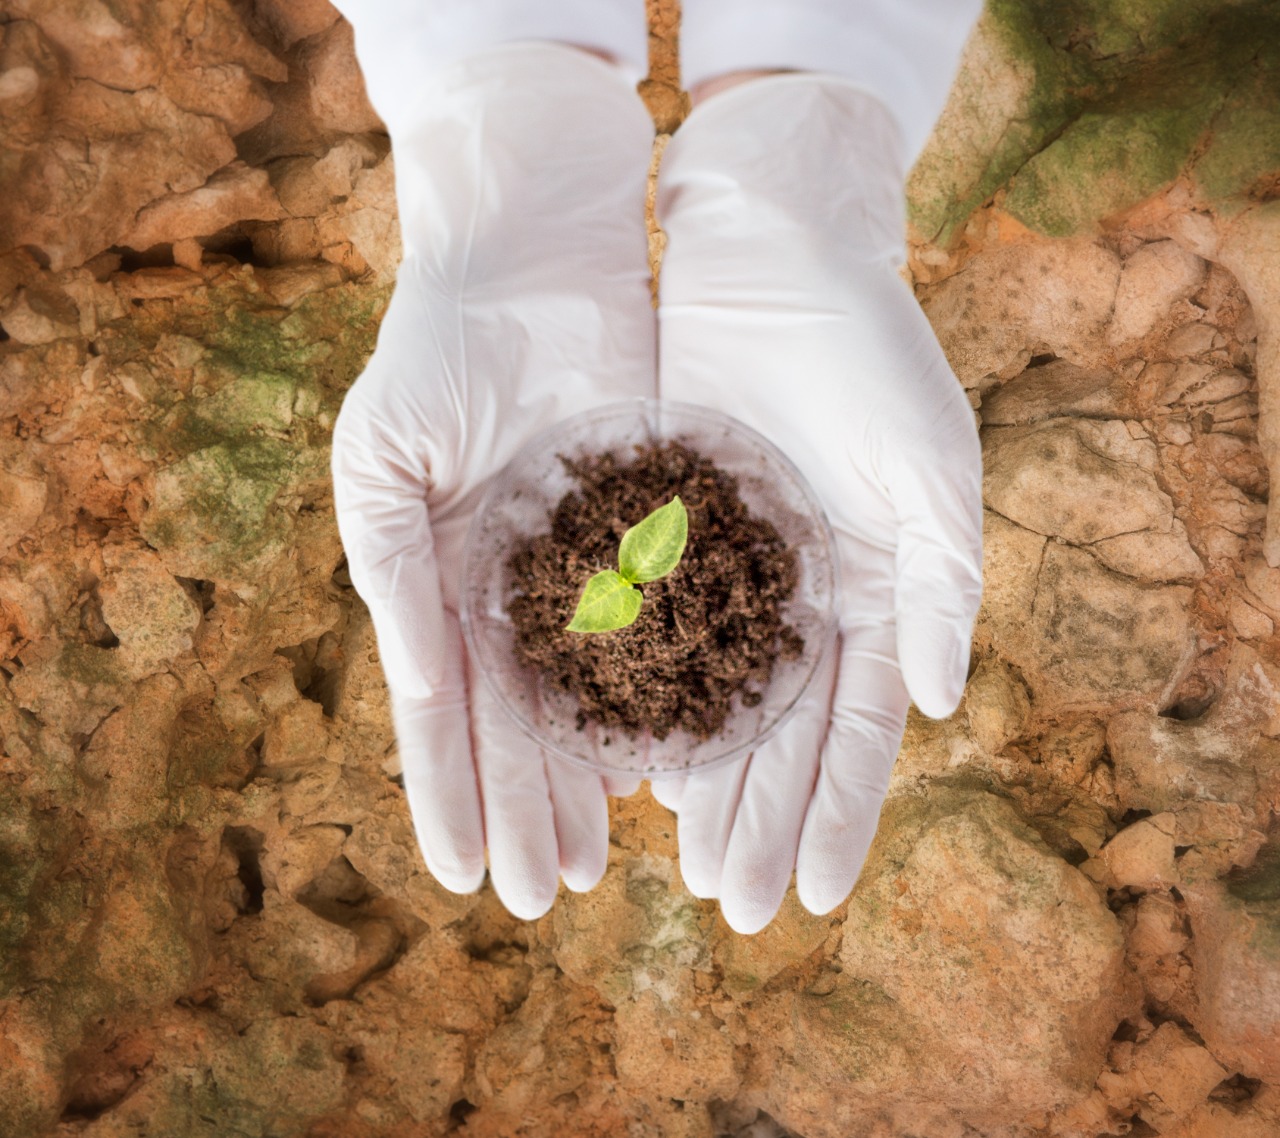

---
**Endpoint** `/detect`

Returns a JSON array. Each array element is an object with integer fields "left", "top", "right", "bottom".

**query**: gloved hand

[
  {"left": 652, "top": 75, "right": 983, "bottom": 933},
  {"left": 329, "top": 42, "right": 655, "bottom": 919}
]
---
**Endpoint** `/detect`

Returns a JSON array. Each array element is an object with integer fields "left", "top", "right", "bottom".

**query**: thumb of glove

[
  {"left": 330, "top": 395, "right": 449, "bottom": 702},
  {"left": 883, "top": 382, "right": 983, "bottom": 720}
]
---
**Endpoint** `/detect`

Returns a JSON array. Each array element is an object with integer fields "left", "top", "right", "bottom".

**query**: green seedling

[{"left": 566, "top": 496, "right": 688, "bottom": 634}]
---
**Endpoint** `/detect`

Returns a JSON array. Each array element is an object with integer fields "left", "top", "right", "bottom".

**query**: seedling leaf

[
  {"left": 618, "top": 496, "right": 688, "bottom": 584},
  {"left": 566, "top": 569, "right": 643, "bottom": 633}
]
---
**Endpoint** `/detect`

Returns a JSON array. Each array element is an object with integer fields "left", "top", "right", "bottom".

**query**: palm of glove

[
  {"left": 329, "top": 45, "right": 656, "bottom": 920},
  {"left": 651, "top": 76, "right": 983, "bottom": 933}
]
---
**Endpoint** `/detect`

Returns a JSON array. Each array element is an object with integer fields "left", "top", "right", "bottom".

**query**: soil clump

[{"left": 506, "top": 439, "right": 805, "bottom": 741}]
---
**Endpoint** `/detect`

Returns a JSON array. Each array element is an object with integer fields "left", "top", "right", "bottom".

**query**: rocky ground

[{"left": 1, "top": 1, "right": 1278, "bottom": 1136}]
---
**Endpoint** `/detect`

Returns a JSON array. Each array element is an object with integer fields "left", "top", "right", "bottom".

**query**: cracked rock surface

[{"left": 1, "top": 1, "right": 1279, "bottom": 1136}]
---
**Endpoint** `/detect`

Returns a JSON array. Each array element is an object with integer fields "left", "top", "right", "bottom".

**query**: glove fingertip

[
  {"left": 795, "top": 876, "right": 843, "bottom": 918},
  {"left": 560, "top": 829, "right": 609, "bottom": 895},
  {"left": 795, "top": 836, "right": 864, "bottom": 917},
  {"left": 720, "top": 896, "right": 777, "bottom": 936},
  {"left": 898, "top": 616, "right": 970, "bottom": 720},
  {"left": 910, "top": 671, "right": 965, "bottom": 721},
  {"left": 498, "top": 883, "right": 559, "bottom": 923},
  {"left": 429, "top": 864, "right": 488, "bottom": 896},
  {"left": 561, "top": 857, "right": 608, "bottom": 895},
  {"left": 678, "top": 857, "right": 721, "bottom": 901}
]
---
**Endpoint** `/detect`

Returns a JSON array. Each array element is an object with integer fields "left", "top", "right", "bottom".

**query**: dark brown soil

[{"left": 505, "top": 440, "right": 804, "bottom": 741}]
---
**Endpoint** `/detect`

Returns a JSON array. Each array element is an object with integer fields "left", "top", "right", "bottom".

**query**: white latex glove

[
  {"left": 652, "top": 75, "right": 983, "bottom": 933},
  {"left": 327, "top": 0, "right": 649, "bottom": 137},
  {"left": 330, "top": 43, "right": 655, "bottom": 920}
]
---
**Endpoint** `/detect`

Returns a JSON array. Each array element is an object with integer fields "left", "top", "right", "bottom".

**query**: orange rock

[
  {"left": 1185, "top": 874, "right": 1280, "bottom": 1084},
  {"left": 255, "top": 0, "right": 341, "bottom": 50},
  {"left": 297, "top": 19, "right": 384, "bottom": 135},
  {"left": 1097, "top": 815, "right": 1181, "bottom": 892},
  {"left": 125, "top": 162, "right": 285, "bottom": 251}
]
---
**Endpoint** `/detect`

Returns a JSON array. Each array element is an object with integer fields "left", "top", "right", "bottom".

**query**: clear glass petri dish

[{"left": 459, "top": 398, "right": 839, "bottom": 780}]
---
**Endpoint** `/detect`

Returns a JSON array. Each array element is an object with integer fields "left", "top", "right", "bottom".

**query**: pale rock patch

[
  {"left": 1108, "top": 240, "right": 1207, "bottom": 345},
  {"left": 1001, "top": 542, "right": 1195, "bottom": 708},
  {"left": 260, "top": 823, "right": 349, "bottom": 899},
  {"left": 260, "top": 698, "right": 334, "bottom": 774},
  {"left": 0, "top": 288, "right": 79, "bottom": 344},
  {"left": 1091, "top": 525, "right": 1203, "bottom": 582},
  {"left": 962, "top": 655, "right": 1032, "bottom": 754},
  {"left": 0, "top": 461, "right": 47, "bottom": 556},
  {"left": 614, "top": 989, "right": 740, "bottom": 1102},
  {"left": 124, "top": 162, "right": 285, "bottom": 251},
  {"left": 976, "top": 509, "right": 1046, "bottom": 642},
  {"left": 299, "top": 19, "right": 384, "bottom": 135},
  {"left": 1230, "top": 593, "right": 1275, "bottom": 639},
  {"left": 980, "top": 359, "right": 1128, "bottom": 425},
  {"left": 333, "top": 157, "right": 402, "bottom": 282},
  {"left": 921, "top": 238, "right": 1122, "bottom": 385},
  {"left": 1244, "top": 553, "right": 1280, "bottom": 616},
  {"left": 983, "top": 419, "right": 1172, "bottom": 544},
  {"left": 1097, "top": 1021, "right": 1228, "bottom": 1129},
  {"left": 1092, "top": 815, "right": 1180, "bottom": 892},
  {"left": 1108, "top": 710, "right": 1261, "bottom": 814},
  {"left": 98, "top": 543, "right": 203, "bottom": 679},
  {"left": 1184, "top": 873, "right": 1280, "bottom": 1083},
  {"left": 1129, "top": 893, "right": 1189, "bottom": 960}
]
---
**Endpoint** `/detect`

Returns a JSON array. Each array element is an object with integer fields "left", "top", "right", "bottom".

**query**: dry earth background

[{"left": 2, "top": 0, "right": 1280, "bottom": 1135}]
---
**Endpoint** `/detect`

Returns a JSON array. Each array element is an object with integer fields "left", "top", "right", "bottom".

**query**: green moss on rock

[
  {"left": 188, "top": 371, "right": 297, "bottom": 441},
  {"left": 202, "top": 283, "right": 388, "bottom": 413},
  {"left": 140, "top": 438, "right": 298, "bottom": 574},
  {"left": 126, "top": 280, "right": 385, "bottom": 581},
  {"left": 0, "top": 794, "right": 39, "bottom": 995},
  {"left": 1004, "top": 105, "right": 1209, "bottom": 235},
  {"left": 1050, "top": 0, "right": 1225, "bottom": 60},
  {"left": 909, "top": 0, "right": 1094, "bottom": 243},
  {"left": 912, "top": 0, "right": 1280, "bottom": 241},
  {"left": 1227, "top": 840, "right": 1280, "bottom": 959},
  {"left": 1192, "top": 48, "right": 1280, "bottom": 209}
]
